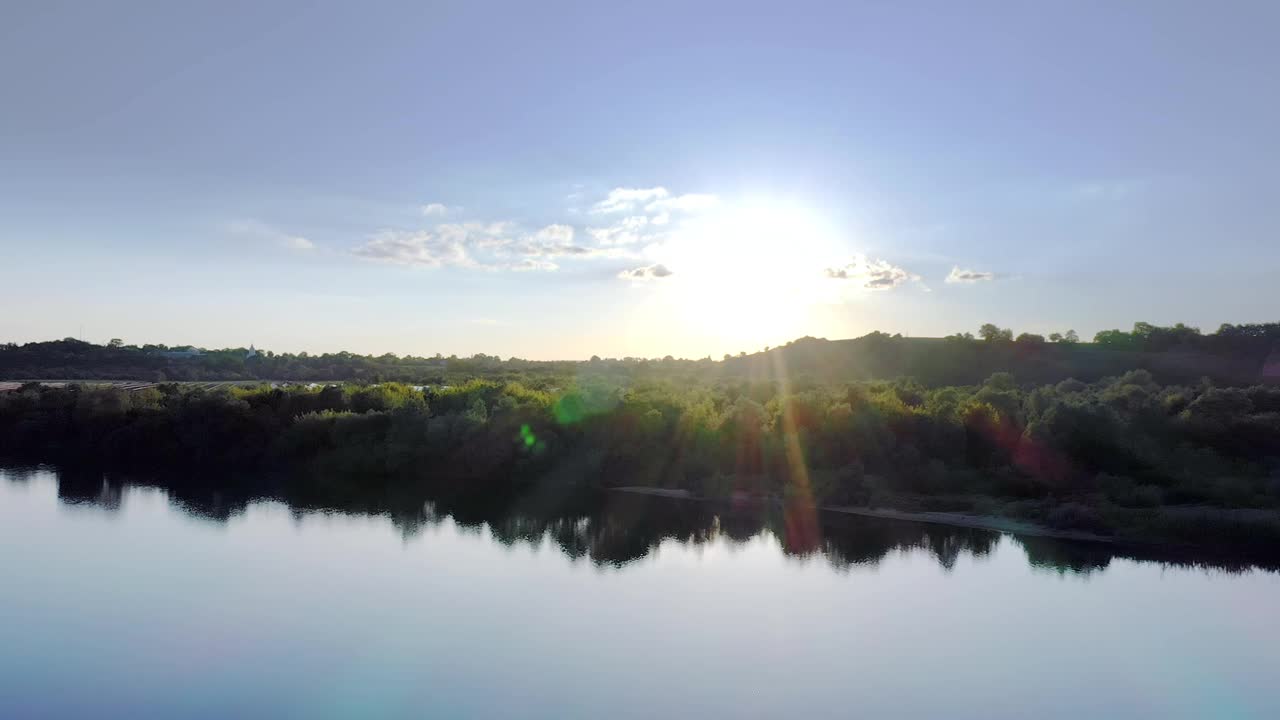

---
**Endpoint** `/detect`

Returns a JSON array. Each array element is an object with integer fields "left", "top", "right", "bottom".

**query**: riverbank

[
  {"left": 612, "top": 487, "right": 1117, "bottom": 543},
  {"left": 610, "top": 486, "right": 1280, "bottom": 552},
  {"left": 5, "top": 379, "right": 1279, "bottom": 554}
]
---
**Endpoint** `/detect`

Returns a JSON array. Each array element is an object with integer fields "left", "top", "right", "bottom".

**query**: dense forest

[
  {"left": 4, "top": 320, "right": 1279, "bottom": 387},
  {"left": 3, "top": 337, "right": 1279, "bottom": 551}
]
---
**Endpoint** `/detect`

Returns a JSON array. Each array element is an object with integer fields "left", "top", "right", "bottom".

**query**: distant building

[{"left": 245, "top": 345, "right": 258, "bottom": 359}]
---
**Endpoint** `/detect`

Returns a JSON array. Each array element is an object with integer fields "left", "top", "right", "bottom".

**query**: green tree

[
  {"left": 1093, "top": 329, "right": 1133, "bottom": 348},
  {"left": 979, "top": 324, "right": 1013, "bottom": 342}
]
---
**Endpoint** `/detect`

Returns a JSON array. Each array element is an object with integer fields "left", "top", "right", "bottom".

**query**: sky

[{"left": 2, "top": 1, "right": 1277, "bottom": 360}]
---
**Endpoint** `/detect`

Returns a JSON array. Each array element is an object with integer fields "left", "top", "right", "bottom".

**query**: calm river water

[{"left": 2, "top": 465, "right": 1277, "bottom": 719}]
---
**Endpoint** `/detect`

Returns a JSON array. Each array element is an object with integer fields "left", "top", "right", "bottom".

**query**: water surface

[{"left": 2, "top": 466, "right": 1277, "bottom": 719}]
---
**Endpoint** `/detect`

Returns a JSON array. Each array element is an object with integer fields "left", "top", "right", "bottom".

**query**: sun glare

[{"left": 650, "top": 200, "right": 843, "bottom": 350}]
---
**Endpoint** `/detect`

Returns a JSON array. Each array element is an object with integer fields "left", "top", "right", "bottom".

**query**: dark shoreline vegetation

[{"left": 3, "top": 322, "right": 1280, "bottom": 559}]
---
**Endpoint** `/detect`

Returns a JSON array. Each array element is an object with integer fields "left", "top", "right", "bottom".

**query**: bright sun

[{"left": 647, "top": 199, "right": 845, "bottom": 350}]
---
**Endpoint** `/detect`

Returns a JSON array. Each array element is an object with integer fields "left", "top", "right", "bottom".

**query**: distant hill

[
  {"left": 3, "top": 322, "right": 1278, "bottom": 387},
  {"left": 722, "top": 332, "right": 1279, "bottom": 387}
]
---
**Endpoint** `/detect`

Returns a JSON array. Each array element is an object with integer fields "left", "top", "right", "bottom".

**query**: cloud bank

[{"left": 353, "top": 185, "right": 727, "bottom": 278}]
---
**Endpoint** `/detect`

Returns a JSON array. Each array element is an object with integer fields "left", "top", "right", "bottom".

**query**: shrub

[{"left": 1045, "top": 502, "right": 1112, "bottom": 535}]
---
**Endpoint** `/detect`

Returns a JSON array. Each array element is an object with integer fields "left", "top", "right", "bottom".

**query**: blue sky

[{"left": 2, "top": 1, "right": 1277, "bottom": 359}]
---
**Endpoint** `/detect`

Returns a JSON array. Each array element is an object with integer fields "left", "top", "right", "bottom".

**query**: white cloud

[
  {"left": 591, "top": 186, "right": 719, "bottom": 216},
  {"left": 945, "top": 266, "right": 996, "bottom": 284},
  {"left": 825, "top": 256, "right": 920, "bottom": 291},
  {"left": 421, "top": 202, "right": 453, "bottom": 217},
  {"left": 592, "top": 187, "right": 671, "bottom": 214},
  {"left": 618, "top": 264, "right": 673, "bottom": 281},
  {"left": 648, "top": 193, "right": 719, "bottom": 213},
  {"left": 588, "top": 215, "right": 652, "bottom": 246},
  {"left": 227, "top": 219, "right": 315, "bottom": 252},
  {"left": 583, "top": 184, "right": 715, "bottom": 250}
]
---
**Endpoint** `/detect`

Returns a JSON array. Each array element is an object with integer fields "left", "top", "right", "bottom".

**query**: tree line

[{"left": 2, "top": 364, "right": 1278, "bottom": 550}]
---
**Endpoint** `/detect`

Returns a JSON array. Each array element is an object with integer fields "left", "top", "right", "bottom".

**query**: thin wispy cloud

[
  {"left": 650, "top": 192, "right": 718, "bottom": 213},
  {"left": 531, "top": 223, "right": 574, "bottom": 245},
  {"left": 226, "top": 220, "right": 315, "bottom": 252},
  {"left": 508, "top": 225, "right": 595, "bottom": 258},
  {"left": 353, "top": 227, "right": 478, "bottom": 269},
  {"left": 353, "top": 221, "right": 628, "bottom": 271},
  {"left": 506, "top": 258, "right": 560, "bottom": 272},
  {"left": 588, "top": 215, "right": 653, "bottom": 246},
  {"left": 591, "top": 186, "right": 720, "bottom": 215}
]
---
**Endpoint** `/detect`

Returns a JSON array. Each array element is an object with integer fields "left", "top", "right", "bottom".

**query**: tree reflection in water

[{"left": 9, "top": 463, "right": 1277, "bottom": 575}]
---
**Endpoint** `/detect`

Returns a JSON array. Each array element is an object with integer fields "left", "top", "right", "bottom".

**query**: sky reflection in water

[{"left": 2, "top": 466, "right": 1278, "bottom": 719}]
